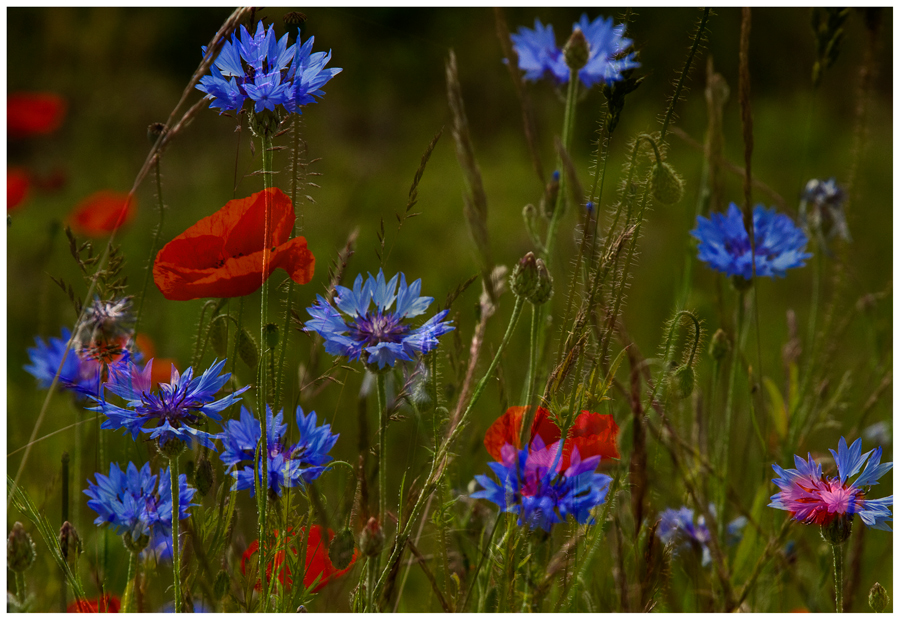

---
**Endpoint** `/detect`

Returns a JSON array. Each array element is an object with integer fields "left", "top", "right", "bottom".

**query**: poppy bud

[
  {"left": 510, "top": 252, "right": 540, "bottom": 300},
  {"left": 329, "top": 527, "right": 356, "bottom": 570},
  {"left": 209, "top": 317, "right": 229, "bottom": 358},
  {"left": 564, "top": 27, "right": 590, "bottom": 72},
  {"left": 651, "top": 162, "right": 685, "bottom": 205},
  {"left": 60, "top": 521, "right": 83, "bottom": 562},
  {"left": 123, "top": 531, "right": 149, "bottom": 554},
  {"left": 709, "top": 329, "right": 730, "bottom": 362},
  {"left": 158, "top": 437, "right": 187, "bottom": 459},
  {"left": 869, "top": 582, "right": 890, "bottom": 613},
  {"left": 669, "top": 365, "right": 694, "bottom": 400},
  {"left": 214, "top": 569, "right": 230, "bottom": 600},
  {"left": 195, "top": 456, "right": 214, "bottom": 497},
  {"left": 238, "top": 328, "right": 259, "bottom": 369},
  {"left": 7, "top": 522, "right": 36, "bottom": 573},
  {"left": 820, "top": 515, "right": 852, "bottom": 546},
  {"left": 360, "top": 517, "right": 384, "bottom": 557}
]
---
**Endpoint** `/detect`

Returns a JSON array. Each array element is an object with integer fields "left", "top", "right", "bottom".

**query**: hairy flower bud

[
  {"left": 564, "top": 27, "right": 590, "bottom": 72},
  {"left": 651, "top": 162, "right": 685, "bottom": 205},
  {"left": 195, "top": 456, "right": 214, "bottom": 497},
  {"left": 511, "top": 252, "right": 541, "bottom": 300},
  {"left": 869, "top": 582, "right": 890, "bottom": 613},
  {"left": 157, "top": 437, "right": 187, "bottom": 459},
  {"left": 7, "top": 522, "right": 36, "bottom": 573},
  {"left": 529, "top": 258, "right": 554, "bottom": 305},
  {"left": 820, "top": 515, "right": 852, "bottom": 546},
  {"left": 60, "top": 521, "right": 83, "bottom": 562},
  {"left": 360, "top": 517, "right": 384, "bottom": 558},
  {"left": 669, "top": 365, "right": 695, "bottom": 400},
  {"left": 329, "top": 527, "right": 357, "bottom": 570},
  {"left": 237, "top": 328, "right": 259, "bottom": 370},
  {"left": 709, "top": 329, "right": 730, "bottom": 362},
  {"left": 209, "top": 317, "right": 229, "bottom": 358}
]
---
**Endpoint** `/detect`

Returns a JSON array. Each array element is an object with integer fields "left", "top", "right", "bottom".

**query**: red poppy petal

[
  {"left": 67, "top": 594, "right": 120, "bottom": 613},
  {"left": 7, "top": 167, "right": 30, "bottom": 211},
  {"left": 220, "top": 188, "right": 294, "bottom": 258},
  {"left": 68, "top": 191, "right": 135, "bottom": 237},
  {"left": 559, "top": 412, "right": 620, "bottom": 469},
  {"left": 484, "top": 407, "right": 560, "bottom": 461},
  {"left": 8, "top": 92, "right": 66, "bottom": 139}
]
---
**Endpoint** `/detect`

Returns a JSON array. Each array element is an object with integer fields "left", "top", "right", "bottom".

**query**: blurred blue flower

[
  {"left": 471, "top": 437, "right": 612, "bottom": 532},
  {"left": 85, "top": 461, "right": 196, "bottom": 561},
  {"left": 91, "top": 358, "right": 247, "bottom": 450},
  {"left": 691, "top": 203, "right": 812, "bottom": 279},
  {"left": 657, "top": 505, "right": 747, "bottom": 567},
  {"left": 511, "top": 14, "right": 639, "bottom": 88},
  {"left": 219, "top": 405, "right": 338, "bottom": 496},
  {"left": 799, "top": 178, "right": 851, "bottom": 253},
  {"left": 304, "top": 270, "right": 454, "bottom": 370},
  {"left": 197, "top": 21, "right": 341, "bottom": 115}
]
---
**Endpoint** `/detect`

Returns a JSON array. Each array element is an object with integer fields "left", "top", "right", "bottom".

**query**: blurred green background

[{"left": 7, "top": 7, "right": 892, "bottom": 612}]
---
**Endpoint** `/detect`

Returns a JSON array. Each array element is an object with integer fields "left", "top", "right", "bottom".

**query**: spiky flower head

[
  {"left": 219, "top": 405, "right": 338, "bottom": 497},
  {"left": 304, "top": 270, "right": 454, "bottom": 371},
  {"left": 74, "top": 296, "right": 135, "bottom": 358},
  {"left": 472, "top": 436, "right": 611, "bottom": 532},
  {"left": 7, "top": 522, "right": 36, "bottom": 573},
  {"left": 691, "top": 203, "right": 812, "bottom": 279},
  {"left": 91, "top": 358, "right": 248, "bottom": 450},
  {"left": 511, "top": 14, "right": 640, "bottom": 89},
  {"left": 769, "top": 437, "right": 893, "bottom": 532},
  {"left": 196, "top": 21, "right": 341, "bottom": 119},
  {"left": 85, "top": 461, "right": 196, "bottom": 561}
]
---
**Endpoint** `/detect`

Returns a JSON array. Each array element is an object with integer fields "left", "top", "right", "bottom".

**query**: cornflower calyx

[
  {"left": 563, "top": 27, "right": 590, "bottom": 71},
  {"left": 7, "top": 522, "right": 36, "bottom": 573}
]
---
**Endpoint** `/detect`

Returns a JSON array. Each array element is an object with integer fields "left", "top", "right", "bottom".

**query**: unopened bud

[
  {"left": 157, "top": 437, "right": 187, "bottom": 459},
  {"left": 869, "top": 582, "right": 890, "bottom": 613},
  {"left": 264, "top": 323, "right": 279, "bottom": 351},
  {"left": 209, "top": 317, "right": 229, "bottom": 358},
  {"left": 511, "top": 252, "right": 540, "bottom": 300},
  {"left": 214, "top": 569, "right": 230, "bottom": 600},
  {"left": 529, "top": 258, "right": 554, "bottom": 305},
  {"left": 7, "top": 522, "right": 36, "bottom": 573},
  {"left": 669, "top": 365, "right": 695, "bottom": 400},
  {"left": 564, "top": 28, "right": 590, "bottom": 72},
  {"left": 123, "top": 530, "right": 149, "bottom": 554},
  {"left": 820, "top": 515, "right": 852, "bottom": 546},
  {"left": 60, "top": 521, "right": 83, "bottom": 562},
  {"left": 237, "top": 328, "right": 259, "bottom": 369},
  {"left": 329, "top": 527, "right": 357, "bottom": 570},
  {"left": 195, "top": 456, "right": 214, "bottom": 497},
  {"left": 651, "top": 162, "right": 685, "bottom": 205},
  {"left": 360, "top": 517, "right": 384, "bottom": 557},
  {"left": 709, "top": 329, "right": 730, "bottom": 362}
]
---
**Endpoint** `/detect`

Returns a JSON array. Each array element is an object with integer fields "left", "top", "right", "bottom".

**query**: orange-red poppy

[
  {"left": 240, "top": 526, "right": 357, "bottom": 593},
  {"left": 8, "top": 92, "right": 66, "bottom": 139},
  {"left": 67, "top": 594, "right": 120, "bottom": 613},
  {"left": 485, "top": 407, "right": 619, "bottom": 470},
  {"left": 68, "top": 191, "right": 135, "bottom": 237},
  {"left": 7, "top": 167, "right": 30, "bottom": 211},
  {"left": 153, "top": 187, "right": 314, "bottom": 301},
  {"left": 135, "top": 334, "right": 178, "bottom": 386}
]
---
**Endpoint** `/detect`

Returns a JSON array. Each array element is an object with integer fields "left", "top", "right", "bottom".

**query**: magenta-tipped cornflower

[
  {"left": 471, "top": 437, "right": 611, "bottom": 532},
  {"left": 91, "top": 358, "right": 248, "bottom": 450},
  {"left": 85, "top": 461, "right": 196, "bottom": 560},
  {"left": 218, "top": 405, "right": 338, "bottom": 496},
  {"left": 304, "top": 270, "right": 454, "bottom": 370},
  {"left": 691, "top": 203, "right": 812, "bottom": 279},
  {"left": 770, "top": 437, "right": 893, "bottom": 531},
  {"left": 196, "top": 21, "right": 341, "bottom": 115}
]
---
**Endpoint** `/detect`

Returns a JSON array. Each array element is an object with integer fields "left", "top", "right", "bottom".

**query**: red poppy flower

[
  {"left": 240, "top": 526, "right": 357, "bottom": 593},
  {"left": 135, "top": 334, "right": 178, "bottom": 386},
  {"left": 8, "top": 92, "right": 66, "bottom": 139},
  {"left": 153, "top": 188, "right": 314, "bottom": 301},
  {"left": 7, "top": 167, "right": 30, "bottom": 211},
  {"left": 485, "top": 407, "right": 620, "bottom": 470},
  {"left": 69, "top": 191, "right": 135, "bottom": 237},
  {"left": 67, "top": 595, "right": 120, "bottom": 613}
]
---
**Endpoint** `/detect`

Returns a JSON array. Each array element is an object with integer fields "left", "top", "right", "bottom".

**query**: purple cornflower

[
  {"left": 304, "top": 270, "right": 454, "bottom": 370},
  {"left": 770, "top": 437, "right": 893, "bottom": 531},
  {"left": 85, "top": 461, "right": 196, "bottom": 560},
  {"left": 196, "top": 21, "right": 341, "bottom": 115},
  {"left": 511, "top": 14, "right": 639, "bottom": 88},
  {"left": 471, "top": 437, "right": 611, "bottom": 532},
  {"left": 690, "top": 203, "right": 812, "bottom": 279},
  {"left": 91, "top": 358, "right": 247, "bottom": 450},
  {"left": 219, "top": 405, "right": 338, "bottom": 496},
  {"left": 657, "top": 506, "right": 747, "bottom": 566}
]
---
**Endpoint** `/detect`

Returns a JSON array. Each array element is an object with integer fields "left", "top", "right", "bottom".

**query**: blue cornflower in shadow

[
  {"left": 85, "top": 461, "right": 196, "bottom": 561},
  {"left": 511, "top": 14, "right": 639, "bottom": 88},
  {"left": 304, "top": 270, "right": 454, "bottom": 371},
  {"left": 691, "top": 203, "right": 812, "bottom": 279},
  {"left": 218, "top": 405, "right": 338, "bottom": 497},
  {"left": 657, "top": 506, "right": 747, "bottom": 567},
  {"left": 91, "top": 358, "right": 247, "bottom": 450},
  {"left": 197, "top": 21, "right": 341, "bottom": 115}
]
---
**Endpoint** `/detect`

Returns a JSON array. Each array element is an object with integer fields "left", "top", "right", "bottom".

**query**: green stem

[
  {"left": 133, "top": 156, "right": 166, "bottom": 337},
  {"left": 366, "top": 557, "right": 377, "bottom": 612},
  {"left": 832, "top": 543, "right": 844, "bottom": 613},
  {"left": 522, "top": 303, "right": 539, "bottom": 407},
  {"left": 15, "top": 571, "right": 25, "bottom": 607},
  {"left": 122, "top": 550, "right": 138, "bottom": 613},
  {"left": 377, "top": 372, "right": 388, "bottom": 532},
  {"left": 718, "top": 288, "right": 745, "bottom": 535},
  {"left": 170, "top": 459, "right": 182, "bottom": 613}
]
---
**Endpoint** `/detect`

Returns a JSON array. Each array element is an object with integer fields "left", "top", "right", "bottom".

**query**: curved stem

[{"left": 170, "top": 459, "right": 182, "bottom": 613}]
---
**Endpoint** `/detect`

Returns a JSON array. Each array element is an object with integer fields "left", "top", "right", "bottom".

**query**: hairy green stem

[
  {"left": 833, "top": 543, "right": 844, "bottom": 613},
  {"left": 718, "top": 288, "right": 745, "bottom": 536},
  {"left": 377, "top": 372, "right": 388, "bottom": 533},
  {"left": 122, "top": 551, "right": 138, "bottom": 613},
  {"left": 15, "top": 571, "right": 25, "bottom": 607},
  {"left": 170, "top": 459, "right": 182, "bottom": 613},
  {"left": 543, "top": 67, "right": 580, "bottom": 267}
]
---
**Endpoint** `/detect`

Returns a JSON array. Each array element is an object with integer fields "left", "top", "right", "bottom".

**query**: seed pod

[
  {"left": 237, "top": 328, "right": 259, "bottom": 369},
  {"left": 329, "top": 527, "right": 357, "bottom": 570},
  {"left": 7, "top": 522, "right": 36, "bottom": 573},
  {"left": 651, "top": 162, "right": 685, "bottom": 205},
  {"left": 869, "top": 582, "right": 890, "bottom": 613},
  {"left": 195, "top": 456, "right": 214, "bottom": 497}
]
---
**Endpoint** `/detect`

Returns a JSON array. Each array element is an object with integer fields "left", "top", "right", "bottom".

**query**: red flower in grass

[
  {"left": 69, "top": 191, "right": 135, "bottom": 237},
  {"left": 8, "top": 92, "right": 66, "bottom": 138},
  {"left": 153, "top": 188, "right": 314, "bottom": 301},
  {"left": 240, "top": 526, "right": 357, "bottom": 593},
  {"left": 67, "top": 595, "right": 120, "bottom": 613},
  {"left": 8, "top": 167, "right": 30, "bottom": 211},
  {"left": 485, "top": 406, "right": 620, "bottom": 470}
]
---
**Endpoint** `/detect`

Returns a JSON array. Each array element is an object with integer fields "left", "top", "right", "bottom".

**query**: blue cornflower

[
  {"left": 511, "top": 14, "right": 639, "bottom": 88},
  {"left": 471, "top": 437, "right": 612, "bottom": 532},
  {"left": 770, "top": 437, "right": 893, "bottom": 531},
  {"left": 304, "top": 270, "right": 455, "bottom": 370},
  {"left": 219, "top": 405, "right": 338, "bottom": 496},
  {"left": 690, "top": 203, "right": 812, "bottom": 279},
  {"left": 196, "top": 21, "right": 341, "bottom": 115},
  {"left": 657, "top": 506, "right": 747, "bottom": 567},
  {"left": 799, "top": 178, "right": 851, "bottom": 252},
  {"left": 85, "top": 461, "right": 196, "bottom": 560},
  {"left": 91, "top": 358, "right": 248, "bottom": 450}
]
